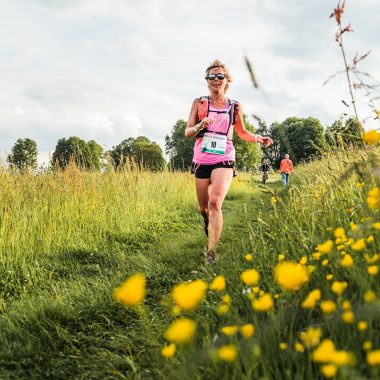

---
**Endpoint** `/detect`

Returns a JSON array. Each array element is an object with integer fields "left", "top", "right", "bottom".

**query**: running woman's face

[{"left": 207, "top": 67, "right": 226, "bottom": 92}]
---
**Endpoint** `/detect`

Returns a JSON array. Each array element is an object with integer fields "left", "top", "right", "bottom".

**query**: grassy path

[{"left": 0, "top": 173, "right": 278, "bottom": 380}]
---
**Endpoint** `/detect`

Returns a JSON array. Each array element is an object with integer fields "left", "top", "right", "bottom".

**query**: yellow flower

[
  {"left": 321, "top": 364, "right": 337, "bottom": 378},
  {"left": 356, "top": 182, "right": 365, "bottom": 188},
  {"left": 351, "top": 238, "right": 366, "bottom": 251},
  {"left": 307, "top": 265, "right": 316, "bottom": 275},
  {"left": 373, "top": 222, "right": 380, "bottom": 230},
  {"left": 331, "top": 281, "right": 348, "bottom": 296},
  {"left": 278, "top": 254, "right": 285, "bottom": 261},
  {"left": 367, "top": 188, "right": 380, "bottom": 209},
  {"left": 240, "top": 324, "right": 255, "bottom": 339},
  {"left": 252, "top": 286, "right": 260, "bottom": 294},
  {"left": 357, "top": 321, "right": 368, "bottom": 331},
  {"left": 312, "top": 252, "right": 322, "bottom": 260},
  {"left": 279, "top": 342, "right": 288, "bottom": 350},
  {"left": 337, "top": 244, "right": 345, "bottom": 251},
  {"left": 274, "top": 262, "right": 309, "bottom": 291},
  {"left": 294, "top": 342, "right": 305, "bottom": 353},
  {"left": 365, "top": 254, "right": 379, "bottom": 263},
  {"left": 326, "top": 274, "right": 333, "bottom": 281},
  {"left": 216, "top": 304, "right": 229, "bottom": 315},
  {"left": 341, "top": 311, "right": 355, "bottom": 324},
  {"left": 217, "top": 345, "right": 238, "bottom": 362},
  {"left": 312, "top": 339, "right": 336, "bottom": 363},
  {"left": 252, "top": 293, "right": 273, "bottom": 312},
  {"left": 331, "top": 350, "right": 355, "bottom": 366},
  {"left": 113, "top": 273, "right": 146, "bottom": 307},
  {"left": 317, "top": 240, "right": 334, "bottom": 254},
  {"left": 342, "top": 300, "right": 351, "bottom": 310},
  {"left": 320, "top": 300, "right": 336, "bottom": 315},
  {"left": 302, "top": 289, "right": 321, "bottom": 309},
  {"left": 210, "top": 276, "right": 226, "bottom": 292},
  {"left": 171, "top": 306, "right": 181, "bottom": 316},
  {"left": 164, "top": 318, "right": 196, "bottom": 345},
  {"left": 274, "top": 294, "right": 280, "bottom": 299},
  {"left": 363, "top": 341, "right": 373, "bottom": 351},
  {"left": 221, "top": 294, "right": 231, "bottom": 305},
  {"left": 367, "top": 235, "right": 375, "bottom": 244},
  {"left": 322, "top": 259, "right": 329, "bottom": 267},
  {"left": 350, "top": 222, "right": 358, "bottom": 231},
  {"left": 334, "top": 227, "right": 346, "bottom": 239},
  {"left": 161, "top": 343, "right": 176, "bottom": 358},
  {"left": 244, "top": 253, "right": 253, "bottom": 261},
  {"left": 364, "top": 130, "right": 380, "bottom": 145},
  {"left": 220, "top": 326, "right": 238, "bottom": 336},
  {"left": 240, "top": 269, "right": 260, "bottom": 286},
  {"left": 300, "top": 327, "right": 322, "bottom": 347},
  {"left": 172, "top": 279, "right": 207, "bottom": 311},
  {"left": 299, "top": 256, "right": 307, "bottom": 265},
  {"left": 340, "top": 254, "right": 353, "bottom": 267},
  {"left": 364, "top": 291, "right": 376, "bottom": 303},
  {"left": 271, "top": 196, "right": 277, "bottom": 205},
  {"left": 368, "top": 265, "right": 379, "bottom": 276}
]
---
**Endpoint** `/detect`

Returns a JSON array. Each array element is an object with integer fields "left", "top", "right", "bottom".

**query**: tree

[
  {"left": 7, "top": 138, "right": 38, "bottom": 171},
  {"left": 326, "top": 118, "right": 364, "bottom": 149},
  {"left": 109, "top": 136, "right": 166, "bottom": 171},
  {"left": 165, "top": 119, "right": 194, "bottom": 170},
  {"left": 233, "top": 114, "right": 262, "bottom": 171},
  {"left": 52, "top": 136, "right": 103, "bottom": 170}
]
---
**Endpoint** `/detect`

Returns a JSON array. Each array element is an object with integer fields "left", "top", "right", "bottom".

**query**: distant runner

[
  {"left": 259, "top": 157, "right": 271, "bottom": 184},
  {"left": 185, "top": 59, "right": 273, "bottom": 263},
  {"left": 280, "top": 154, "right": 293, "bottom": 186}
]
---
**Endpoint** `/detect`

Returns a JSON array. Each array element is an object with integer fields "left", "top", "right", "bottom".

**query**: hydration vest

[{"left": 196, "top": 96, "right": 239, "bottom": 141}]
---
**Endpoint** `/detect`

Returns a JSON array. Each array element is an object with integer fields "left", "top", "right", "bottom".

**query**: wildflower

[
  {"left": 334, "top": 227, "right": 346, "bottom": 239},
  {"left": 331, "top": 281, "right": 348, "bottom": 296},
  {"left": 210, "top": 276, "right": 226, "bottom": 292},
  {"left": 321, "top": 364, "right": 337, "bottom": 378},
  {"left": 240, "top": 269, "right": 259, "bottom": 286},
  {"left": 367, "top": 350, "right": 380, "bottom": 366},
  {"left": 299, "top": 256, "right": 307, "bottom": 265},
  {"left": 331, "top": 350, "right": 355, "bottom": 366},
  {"left": 164, "top": 318, "right": 196, "bottom": 345},
  {"left": 279, "top": 342, "right": 288, "bottom": 350},
  {"left": 367, "top": 235, "right": 375, "bottom": 244},
  {"left": 322, "top": 259, "right": 329, "bottom": 267},
  {"left": 312, "top": 339, "right": 336, "bottom": 363},
  {"left": 217, "top": 345, "right": 238, "bottom": 362},
  {"left": 320, "top": 300, "right": 337, "bottom": 315},
  {"left": 300, "top": 327, "right": 322, "bottom": 347},
  {"left": 307, "top": 265, "right": 316, "bottom": 275},
  {"left": 368, "top": 265, "right": 379, "bottom": 276},
  {"left": 350, "top": 222, "right": 357, "bottom": 231},
  {"left": 312, "top": 252, "right": 322, "bottom": 260},
  {"left": 356, "top": 182, "right": 365, "bottom": 188},
  {"left": 367, "top": 187, "right": 380, "bottom": 209},
  {"left": 302, "top": 289, "right": 321, "bottom": 309},
  {"left": 252, "top": 286, "right": 260, "bottom": 294},
  {"left": 317, "top": 240, "right": 334, "bottom": 254},
  {"left": 341, "top": 311, "right": 355, "bottom": 324},
  {"left": 240, "top": 324, "right": 255, "bottom": 338},
  {"left": 172, "top": 279, "right": 207, "bottom": 311},
  {"left": 271, "top": 196, "right": 277, "bottom": 205},
  {"left": 274, "top": 294, "right": 280, "bottom": 299},
  {"left": 351, "top": 239, "right": 366, "bottom": 251},
  {"left": 326, "top": 274, "right": 333, "bottom": 281},
  {"left": 278, "top": 254, "right": 285, "bottom": 261},
  {"left": 294, "top": 342, "right": 305, "bottom": 352},
  {"left": 221, "top": 294, "right": 231, "bottom": 305},
  {"left": 365, "top": 254, "right": 379, "bottom": 263},
  {"left": 113, "top": 273, "right": 146, "bottom": 307},
  {"left": 244, "top": 253, "right": 253, "bottom": 261},
  {"left": 274, "top": 262, "right": 309, "bottom": 291},
  {"left": 363, "top": 341, "right": 372, "bottom": 351},
  {"left": 252, "top": 293, "right": 273, "bottom": 312},
  {"left": 342, "top": 300, "right": 351, "bottom": 310},
  {"left": 340, "top": 254, "right": 353, "bottom": 267},
  {"left": 373, "top": 222, "right": 380, "bottom": 230},
  {"left": 364, "top": 291, "right": 376, "bottom": 303},
  {"left": 216, "top": 304, "right": 229, "bottom": 315},
  {"left": 220, "top": 326, "right": 238, "bottom": 336},
  {"left": 357, "top": 321, "right": 368, "bottom": 331},
  {"left": 337, "top": 244, "right": 345, "bottom": 251},
  {"left": 171, "top": 306, "right": 181, "bottom": 316},
  {"left": 364, "top": 130, "right": 380, "bottom": 145},
  {"left": 161, "top": 343, "right": 176, "bottom": 358}
]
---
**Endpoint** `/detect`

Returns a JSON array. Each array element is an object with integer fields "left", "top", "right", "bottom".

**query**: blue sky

[{"left": 1, "top": 0, "right": 379, "bottom": 165}]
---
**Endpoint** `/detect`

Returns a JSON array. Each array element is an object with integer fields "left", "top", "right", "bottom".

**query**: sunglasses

[{"left": 207, "top": 73, "right": 226, "bottom": 80}]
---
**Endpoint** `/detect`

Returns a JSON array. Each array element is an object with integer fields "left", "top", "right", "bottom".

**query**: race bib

[{"left": 201, "top": 132, "right": 227, "bottom": 155}]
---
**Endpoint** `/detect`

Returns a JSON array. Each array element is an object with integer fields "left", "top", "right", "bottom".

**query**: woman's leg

[
  {"left": 195, "top": 178, "right": 211, "bottom": 232},
  {"left": 207, "top": 168, "right": 233, "bottom": 253}
]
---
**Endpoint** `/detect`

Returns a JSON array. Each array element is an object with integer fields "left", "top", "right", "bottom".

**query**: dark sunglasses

[{"left": 207, "top": 73, "right": 226, "bottom": 80}]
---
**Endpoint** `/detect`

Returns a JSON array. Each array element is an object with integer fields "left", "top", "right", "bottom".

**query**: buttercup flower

[
  {"left": 321, "top": 364, "right": 337, "bottom": 378},
  {"left": 217, "top": 345, "right": 238, "bottom": 362},
  {"left": 364, "top": 291, "right": 376, "bottom": 303},
  {"left": 172, "top": 279, "right": 207, "bottom": 311},
  {"left": 113, "top": 273, "right": 146, "bottom": 307},
  {"left": 300, "top": 327, "right": 322, "bottom": 347},
  {"left": 302, "top": 289, "right": 321, "bottom": 309},
  {"left": 252, "top": 293, "right": 273, "bottom": 312},
  {"left": 357, "top": 321, "right": 368, "bottom": 331},
  {"left": 320, "top": 300, "right": 337, "bottom": 315},
  {"left": 368, "top": 265, "right": 379, "bottom": 276},
  {"left": 240, "top": 324, "right": 255, "bottom": 339},
  {"left": 210, "top": 276, "right": 226, "bottom": 292},
  {"left": 331, "top": 281, "right": 348, "bottom": 296},
  {"left": 161, "top": 343, "right": 176, "bottom": 358},
  {"left": 351, "top": 239, "right": 366, "bottom": 251},
  {"left": 364, "top": 130, "right": 380, "bottom": 145},
  {"left": 220, "top": 326, "right": 238, "bottom": 336},
  {"left": 279, "top": 342, "right": 288, "bottom": 350},
  {"left": 240, "top": 269, "right": 260, "bottom": 286},
  {"left": 164, "top": 318, "right": 196, "bottom": 345},
  {"left": 367, "top": 350, "right": 380, "bottom": 366},
  {"left": 216, "top": 304, "right": 229, "bottom": 315},
  {"left": 244, "top": 254, "right": 253, "bottom": 261},
  {"left": 341, "top": 311, "right": 355, "bottom": 324},
  {"left": 274, "top": 262, "right": 309, "bottom": 291},
  {"left": 294, "top": 342, "right": 305, "bottom": 352},
  {"left": 317, "top": 240, "right": 334, "bottom": 254},
  {"left": 340, "top": 254, "right": 353, "bottom": 267}
]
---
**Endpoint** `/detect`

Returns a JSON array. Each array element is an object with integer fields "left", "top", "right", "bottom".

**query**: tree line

[{"left": 6, "top": 115, "right": 364, "bottom": 172}]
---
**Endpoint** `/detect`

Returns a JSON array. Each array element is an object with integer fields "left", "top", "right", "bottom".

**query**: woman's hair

[{"left": 205, "top": 59, "right": 233, "bottom": 92}]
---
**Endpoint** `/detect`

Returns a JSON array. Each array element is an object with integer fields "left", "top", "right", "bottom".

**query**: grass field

[{"left": 0, "top": 149, "right": 380, "bottom": 379}]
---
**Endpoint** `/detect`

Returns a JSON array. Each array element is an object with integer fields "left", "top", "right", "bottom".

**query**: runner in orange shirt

[{"left": 279, "top": 154, "right": 293, "bottom": 186}]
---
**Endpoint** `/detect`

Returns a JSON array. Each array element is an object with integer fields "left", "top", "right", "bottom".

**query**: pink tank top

[{"left": 192, "top": 100, "right": 235, "bottom": 165}]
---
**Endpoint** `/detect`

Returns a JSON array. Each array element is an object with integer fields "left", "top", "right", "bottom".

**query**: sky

[{"left": 1, "top": 0, "right": 379, "bottom": 165}]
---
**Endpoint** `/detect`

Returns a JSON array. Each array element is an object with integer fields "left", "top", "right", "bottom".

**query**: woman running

[{"left": 185, "top": 59, "right": 272, "bottom": 263}]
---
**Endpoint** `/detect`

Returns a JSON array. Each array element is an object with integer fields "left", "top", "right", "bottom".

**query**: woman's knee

[{"left": 208, "top": 196, "right": 222, "bottom": 212}]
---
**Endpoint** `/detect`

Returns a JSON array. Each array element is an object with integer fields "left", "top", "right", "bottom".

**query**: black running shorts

[{"left": 191, "top": 161, "right": 236, "bottom": 179}]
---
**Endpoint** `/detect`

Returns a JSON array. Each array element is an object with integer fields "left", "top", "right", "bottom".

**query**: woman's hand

[
  {"left": 198, "top": 117, "right": 215, "bottom": 130},
  {"left": 261, "top": 136, "right": 273, "bottom": 148}
]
